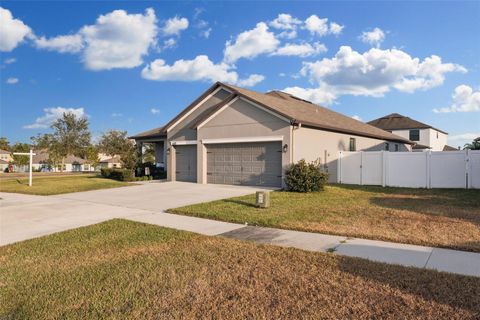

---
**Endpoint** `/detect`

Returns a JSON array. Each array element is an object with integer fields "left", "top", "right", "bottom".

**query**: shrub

[
  {"left": 284, "top": 159, "right": 329, "bottom": 192},
  {"left": 101, "top": 168, "right": 134, "bottom": 181}
]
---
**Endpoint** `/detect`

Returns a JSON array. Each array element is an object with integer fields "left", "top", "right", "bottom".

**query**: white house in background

[
  {"left": 28, "top": 150, "right": 95, "bottom": 172},
  {"left": 367, "top": 113, "right": 454, "bottom": 151}
]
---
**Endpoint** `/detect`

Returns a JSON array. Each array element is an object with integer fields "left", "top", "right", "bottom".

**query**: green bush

[
  {"left": 101, "top": 168, "right": 134, "bottom": 181},
  {"left": 284, "top": 159, "right": 329, "bottom": 192}
]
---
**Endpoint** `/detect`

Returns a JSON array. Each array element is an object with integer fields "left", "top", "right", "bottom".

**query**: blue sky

[{"left": 1, "top": 1, "right": 479, "bottom": 147}]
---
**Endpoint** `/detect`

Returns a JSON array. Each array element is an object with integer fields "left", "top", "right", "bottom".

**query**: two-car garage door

[{"left": 206, "top": 142, "right": 282, "bottom": 187}]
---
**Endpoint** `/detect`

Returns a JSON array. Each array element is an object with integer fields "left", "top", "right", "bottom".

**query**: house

[
  {"left": 367, "top": 113, "right": 449, "bottom": 151},
  {"left": 28, "top": 151, "right": 95, "bottom": 172},
  {"left": 0, "top": 149, "right": 13, "bottom": 172},
  {"left": 131, "top": 82, "right": 412, "bottom": 187},
  {"left": 98, "top": 155, "right": 122, "bottom": 169}
]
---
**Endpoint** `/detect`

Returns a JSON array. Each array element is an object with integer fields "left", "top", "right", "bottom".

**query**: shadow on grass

[
  {"left": 338, "top": 255, "right": 480, "bottom": 314},
  {"left": 222, "top": 199, "right": 257, "bottom": 208}
]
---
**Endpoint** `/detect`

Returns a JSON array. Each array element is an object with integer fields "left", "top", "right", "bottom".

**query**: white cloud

[
  {"left": 304, "top": 15, "right": 343, "bottom": 37},
  {"left": 282, "top": 86, "right": 337, "bottom": 106},
  {"left": 433, "top": 85, "right": 480, "bottom": 113},
  {"left": 163, "top": 38, "right": 176, "bottom": 49},
  {"left": 448, "top": 132, "right": 480, "bottom": 148},
  {"left": 4, "top": 57, "right": 16, "bottom": 64},
  {"left": 200, "top": 27, "right": 212, "bottom": 39},
  {"left": 0, "top": 7, "right": 32, "bottom": 52},
  {"left": 34, "top": 34, "right": 84, "bottom": 53},
  {"left": 6, "top": 77, "right": 19, "bottom": 84},
  {"left": 296, "top": 46, "right": 466, "bottom": 102},
  {"left": 150, "top": 108, "right": 160, "bottom": 114},
  {"left": 272, "top": 42, "right": 327, "bottom": 57},
  {"left": 223, "top": 22, "right": 280, "bottom": 63},
  {"left": 237, "top": 74, "right": 265, "bottom": 87},
  {"left": 23, "top": 107, "right": 86, "bottom": 129},
  {"left": 142, "top": 55, "right": 264, "bottom": 87},
  {"left": 111, "top": 112, "right": 123, "bottom": 117},
  {"left": 351, "top": 115, "right": 363, "bottom": 121},
  {"left": 277, "top": 30, "right": 297, "bottom": 39},
  {"left": 360, "top": 27, "right": 386, "bottom": 47},
  {"left": 329, "top": 22, "right": 344, "bottom": 35},
  {"left": 34, "top": 8, "right": 158, "bottom": 70},
  {"left": 269, "top": 13, "right": 301, "bottom": 30},
  {"left": 162, "top": 16, "right": 189, "bottom": 36}
]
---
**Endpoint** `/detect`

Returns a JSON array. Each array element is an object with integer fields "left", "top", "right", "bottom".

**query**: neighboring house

[
  {"left": 367, "top": 113, "right": 448, "bottom": 151},
  {"left": 0, "top": 149, "right": 13, "bottom": 172},
  {"left": 98, "top": 155, "right": 122, "bottom": 169},
  {"left": 131, "top": 82, "right": 412, "bottom": 187},
  {"left": 25, "top": 151, "right": 95, "bottom": 172}
]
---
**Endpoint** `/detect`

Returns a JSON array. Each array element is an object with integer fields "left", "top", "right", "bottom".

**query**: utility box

[{"left": 255, "top": 191, "right": 270, "bottom": 208}]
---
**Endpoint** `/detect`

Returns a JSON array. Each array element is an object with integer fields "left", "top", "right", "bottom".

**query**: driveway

[{"left": 0, "top": 181, "right": 263, "bottom": 246}]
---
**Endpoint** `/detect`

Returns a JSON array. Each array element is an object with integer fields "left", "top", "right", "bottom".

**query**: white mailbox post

[{"left": 13, "top": 149, "right": 36, "bottom": 186}]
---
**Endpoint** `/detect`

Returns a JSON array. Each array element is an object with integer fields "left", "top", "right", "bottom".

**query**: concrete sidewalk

[
  {"left": 129, "top": 212, "right": 480, "bottom": 278},
  {"left": 1, "top": 184, "right": 479, "bottom": 278}
]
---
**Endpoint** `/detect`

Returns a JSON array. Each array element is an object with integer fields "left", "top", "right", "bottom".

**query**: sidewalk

[{"left": 129, "top": 212, "right": 480, "bottom": 278}]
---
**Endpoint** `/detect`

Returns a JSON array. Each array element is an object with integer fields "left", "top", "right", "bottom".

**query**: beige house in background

[
  {"left": 0, "top": 149, "right": 13, "bottom": 172},
  {"left": 367, "top": 113, "right": 454, "bottom": 151},
  {"left": 131, "top": 82, "right": 412, "bottom": 187},
  {"left": 98, "top": 154, "right": 122, "bottom": 169}
]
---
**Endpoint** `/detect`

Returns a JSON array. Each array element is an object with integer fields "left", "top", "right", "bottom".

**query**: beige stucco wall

[
  {"left": 392, "top": 128, "right": 448, "bottom": 151},
  {"left": 293, "top": 126, "right": 410, "bottom": 182},
  {"left": 197, "top": 97, "right": 291, "bottom": 185}
]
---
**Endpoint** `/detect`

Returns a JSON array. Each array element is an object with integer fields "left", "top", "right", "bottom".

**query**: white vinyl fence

[{"left": 337, "top": 150, "right": 480, "bottom": 189}]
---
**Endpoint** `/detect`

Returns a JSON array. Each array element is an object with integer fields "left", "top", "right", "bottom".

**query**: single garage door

[
  {"left": 206, "top": 142, "right": 282, "bottom": 187},
  {"left": 175, "top": 145, "right": 197, "bottom": 182}
]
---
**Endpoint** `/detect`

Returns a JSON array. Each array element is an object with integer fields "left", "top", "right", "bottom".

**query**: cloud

[
  {"left": 269, "top": 13, "right": 301, "bottom": 30},
  {"left": 162, "top": 16, "right": 189, "bottom": 36},
  {"left": 294, "top": 46, "right": 466, "bottom": 103},
  {"left": 433, "top": 85, "right": 480, "bottom": 113},
  {"left": 0, "top": 7, "right": 32, "bottom": 52},
  {"left": 448, "top": 132, "right": 480, "bottom": 148},
  {"left": 237, "top": 74, "right": 265, "bottom": 87},
  {"left": 272, "top": 42, "right": 327, "bottom": 57},
  {"left": 163, "top": 38, "right": 177, "bottom": 49},
  {"left": 4, "top": 57, "right": 16, "bottom": 64},
  {"left": 351, "top": 115, "right": 363, "bottom": 121},
  {"left": 150, "top": 108, "right": 160, "bottom": 114},
  {"left": 111, "top": 112, "right": 123, "bottom": 117},
  {"left": 34, "top": 8, "right": 158, "bottom": 70},
  {"left": 23, "top": 107, "right": 86, "bottom": 129},
  {"left": 282, "top": 86, "right": 337, "bottom": 106},
  {"left": 360, "top": 27, "right": 386, "bottom": 47},
  {"left": 141, "top": 55, "right": 264, "bottom": 87},
  {"left": 200, "top": 27, "right": 212, "bottom": 39},
  {"left": 34, "top": 34, "right": 84, "bottom": 53},
  {"left": 304, "top": 15, "right": 343, "bottom": 36},
  {"left": 223, "top": 22, "right": 280, "bottom": 63},
  {"left": 6, "top": 77, "right": 19, "bottom": 84}
]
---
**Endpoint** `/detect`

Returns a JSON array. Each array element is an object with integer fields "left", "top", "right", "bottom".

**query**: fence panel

[
  {"left": 470, "top": 151, "right": 480, "bottom": 189},
  {"left": 362, "top": 152, "right": 383, "bottom": 185},
  {"left": 339, "top": 152, "right": 361, "bottom": 185},
  {"left": 430, "top": 151, "right": 466, "bottom": 188},
  {"left": 387, "top": 152, "right": 428, "bottom": 188}
]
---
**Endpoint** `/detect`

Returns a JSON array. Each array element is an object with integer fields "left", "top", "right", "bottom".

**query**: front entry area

[
  {"left": 206, "top": 141, "right": 282, "bottom": 187},
  {"left": 175, "top": 145, "right": 197, "bottom": 182}
]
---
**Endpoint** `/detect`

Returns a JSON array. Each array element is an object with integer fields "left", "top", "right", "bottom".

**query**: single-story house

[
  {"left": 131, "top": 82, "right": 413, "bottom": 187},
  {"left": 367, "top": 113, "right": 449, "bottom": 151},
  {"left": 0, "top": 149, "right": 13, "bottom": 172},
  {"left": 26, "top": 151, "right": 95, "bottom": 172},
  {"left": 98, "top": 155, "right": 122, "bottom": 169}
]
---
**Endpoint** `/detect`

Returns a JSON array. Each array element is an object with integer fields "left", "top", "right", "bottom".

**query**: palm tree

[{"left": 464, "top": 137, "right": 480, "bottom": 150}]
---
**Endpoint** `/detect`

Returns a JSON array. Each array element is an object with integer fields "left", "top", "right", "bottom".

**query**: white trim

[
  {"left": 197, "top": 96, "right": 239, "bottom": 129},
  {"left": 202, "top": 136, "right": 284, "bottom": 144},
  {"left": 238, "top": 97, "right": 291, "bottom": 123},
  {"left": 170, "top": 140, "right": 198, "bottom": 146},
  {"left": 167, "top": 86, "right": 232, "bottom": 133}
]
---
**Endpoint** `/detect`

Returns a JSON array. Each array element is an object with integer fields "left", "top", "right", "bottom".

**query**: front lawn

[
  {"left": 169, "top": 185, "right": 480, "bottom": 252},
  {"left": 1, "top": 219, "right": 478, "bottom": 319},
  {"left": 0, "top": 174, "right": 132, "bottom": 195}
]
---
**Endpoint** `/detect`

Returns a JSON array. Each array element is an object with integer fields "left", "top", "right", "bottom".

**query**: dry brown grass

[
  {"left": 1, "top": 219, "right": 479, "bottom": 319},
  {"left": 169, "top": 185, "right": 480, "bottom": 252}
]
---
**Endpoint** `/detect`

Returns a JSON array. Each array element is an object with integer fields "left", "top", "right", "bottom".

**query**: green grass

[
  {"left": 169, "top": 185, "right": 480, "bottom": 252},
  {"left": 1, "top": 219, "right": 479, "bottom": 319},
  {"left": 0, "top": 174, "right": 132, "bottom": 195}
]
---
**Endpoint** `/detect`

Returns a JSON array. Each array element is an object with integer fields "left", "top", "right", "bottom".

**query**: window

[
  {"left": 436, "top": 131, "right": 439, "bottom": 139},
  {"left": 395, "top": 144, "right": 399, "bottom": 152},
  {"left": 349, "top": 138, "right": 356, "bottom": 151},
  {"left": 409, "top": 129, "right": 420, "bottom": 141},
  {"left": 385, "top": 143, "right": 389, "bottom": 151}
]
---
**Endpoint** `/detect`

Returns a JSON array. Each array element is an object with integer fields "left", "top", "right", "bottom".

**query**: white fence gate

[{"left": 337, "top": 150, "right": 480, "bottom": 189}]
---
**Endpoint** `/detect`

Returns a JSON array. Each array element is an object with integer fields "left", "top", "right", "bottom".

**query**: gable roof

[
  {"left": 367, "top": 113, "right": 448, "bottom": 134},
  {"left": 32, "top": 151, "right": 86, "bottom": 164},
  {"left": 0, "top": 149, "right": 10, "bottom": 154},
  {"left": 131, "top": 82, "right": 412, "bottom": 144}
]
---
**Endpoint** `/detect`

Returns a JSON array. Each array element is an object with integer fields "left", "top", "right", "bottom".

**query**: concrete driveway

[{"left": 0, "top": 181, "right": 262, "bottom": 246}]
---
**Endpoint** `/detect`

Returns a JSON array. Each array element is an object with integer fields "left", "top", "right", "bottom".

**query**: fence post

[
  {"left": 360, "top": 151, "right": 364, "bottom": 185},
  {"left": 426, "top": 150, "right": 431, "bottom": 189},
  {"left": 466, "top": 149, "right": 470, "bottom": 189},
  {"left": 338, "top": 151, "right": 343, "bottom": 184},
  {"left": 381, "top": 151, "right": 386, "bottom": 187}
]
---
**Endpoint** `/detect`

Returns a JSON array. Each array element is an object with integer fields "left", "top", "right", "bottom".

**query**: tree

[
  {"left": 11, "top": 143, "right": 31, "bottom": 167},
  {"left": 464, "top": 137, "right": 480, "bottom": 150},
  {"left": 85, "top": 145, "right": 100, "bottom": 170},
  {"left": 97, "top": 130, "right": 138, "bottom": 170},
  {"left": 0, "top": 137, "right": 10, "bottom": 151},
  {"left": 143, "top": 144, "right": 156, "bottom": 163},
  {"left": 31, "top": 113, "right": 91, "bottom": 172}
]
